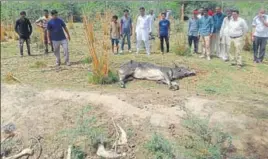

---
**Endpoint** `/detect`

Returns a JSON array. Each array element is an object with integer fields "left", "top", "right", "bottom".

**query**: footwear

[
  {"left": 207, "top": 56, "right": 211, "bottom": 61},
  {"left": 237, "top": 65, "right": 242, "bottom": 69},
  {"left": 230, "top": 63, "right": 236, "bottom": 66},
  {"left": 135, "top": 51, "right": 139, "bottom": 54},
  {"left": 28, "top": 53, "right": 31, "bottom": 56},
  {"left": 119, "top": 50, "right": 123, "bottom": 54},
  {"left": 66, "top": 62, "right": 71, "bottom": 66},
  {"left": 128, "top": 50, "right": 132, "bottom": 53},
  {"left": 161, "top": 52, "right": 164, "bottom": 54},
  {"left": 45, "top": 49, "right": 48, "bottom": 54},
  {"left": 199, "top": 55, "right": 205, "bottom": 58},
  {"left": 20, "top": 54, "right": 23, "bottom": 58}
]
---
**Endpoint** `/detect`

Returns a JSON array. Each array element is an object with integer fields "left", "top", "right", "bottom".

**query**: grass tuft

[
  {"left": 145, "top": 133, "right": 175, "bottom": 159},
  {"left": 88, "top": 70, "right": 118, "bottom": 85},
  {"left": 30, "top": 61, "right": 47, "bottom": 68}
]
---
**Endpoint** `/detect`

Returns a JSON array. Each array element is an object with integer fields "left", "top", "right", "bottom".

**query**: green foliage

[
  {"left": 82, "top": 57, "right": 92, "bottom": 64},
  {"left": 145, "top": 133, "right": 175, "bottom": 159},
  {"left": 60, "top": 105, "right": 105, "bottom": 150},
  {"left": 174, "top": 46, "right": 191, "bottom": 57},
  {"left": 88, "top": 70, "right": 118, "bottom": 85},
  {"left": 179, "top": 107, "right": 233, "bottom": 159},
  {"left": 71, "top": 145, "right": 86, "bottom": 159}
]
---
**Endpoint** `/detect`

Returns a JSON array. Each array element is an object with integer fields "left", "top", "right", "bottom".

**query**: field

[{"left": 1, "top": 15, "right": 268, "bottom": 159}]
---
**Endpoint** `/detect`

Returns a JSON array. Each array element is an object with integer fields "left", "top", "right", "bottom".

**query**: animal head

[{"left": 172, "top": 63, "right": 196, "bottom": 79}]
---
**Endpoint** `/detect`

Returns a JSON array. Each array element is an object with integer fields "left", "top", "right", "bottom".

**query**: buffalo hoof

[{"left": 119, "top": 82, "right": 126, "bottom": 88}]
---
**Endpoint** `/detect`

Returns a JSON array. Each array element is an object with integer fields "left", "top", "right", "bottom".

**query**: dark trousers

[
  {"left": 253, "top": 36, "right": 267, "bottom": 62},
  {"left": 19, "top": 38, "right": 30, "bottom": 55},
  {"left": 188, "top": 35, "right": 199, "bottom": 53},
  {"left": 160, "top": 36, "right": 169, "bottom": 53}
]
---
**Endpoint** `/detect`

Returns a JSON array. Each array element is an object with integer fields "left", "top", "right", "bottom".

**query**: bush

[
  {"left": 88, "top": 70, "right": 118, "bottom": 84},
  {"left": 145, "top": 133, "right": 175, "bottom": 159},
  {"left": 174, "top": 44, "right": 191, "bottom": 56}
]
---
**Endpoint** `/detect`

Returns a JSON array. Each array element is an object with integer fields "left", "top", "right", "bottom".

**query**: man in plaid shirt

[{"left": 35, "top": 9, "right": 53, "bottom": 54}]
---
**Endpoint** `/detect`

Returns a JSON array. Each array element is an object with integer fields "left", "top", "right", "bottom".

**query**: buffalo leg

[{"left": 160, "top": 74, "right": 173, "bottom": 89}]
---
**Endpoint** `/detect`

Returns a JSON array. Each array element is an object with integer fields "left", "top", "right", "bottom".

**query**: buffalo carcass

[{"left": 118, "top": 60, "right": 196, "bottom": 90}]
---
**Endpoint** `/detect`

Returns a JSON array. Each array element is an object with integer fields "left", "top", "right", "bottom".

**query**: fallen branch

[
  {"left": 3, "top": 148, "right": 33, "bottom": 159},
  {"left": 1, "top": 133, "right": 15, "bottom": 144},
  {"left": 116, "top": 124, "right": 127, "bottom": 145},
  {"left": 97, "top": 144, "right": 126, "bottom": 158}
]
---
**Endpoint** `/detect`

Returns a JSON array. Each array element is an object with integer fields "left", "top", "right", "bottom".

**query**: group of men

[
  {"left": 15, "top": 9, "right": 71, "bottom": 66},
  {"left": 110, "top": 7, "right": 171, "bottom": 55},
  {"left": 15, "top": 7, "right": 267, "bottom": 68},
  {"left": 188, "top": 7, "right": 268, "bottom": 67}
]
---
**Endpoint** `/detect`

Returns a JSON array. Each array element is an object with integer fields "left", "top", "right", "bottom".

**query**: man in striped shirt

[
  {"left": 188, "top": 10, "right": 199, "bottom": 53},
  {"left": 35, "top": 9, "right": 53, "bottom": 54}
]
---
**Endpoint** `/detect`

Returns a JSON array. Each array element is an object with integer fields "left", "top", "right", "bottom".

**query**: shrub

[
  {"left": 145, "top": 133, "right": 175, "bottom": 159},
  {"left": 88, "top": 70, "right": 118, "bottom": 84}
]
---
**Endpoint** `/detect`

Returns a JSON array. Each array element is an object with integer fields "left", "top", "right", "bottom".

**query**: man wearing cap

[
  {"left": 198, "top": 8, "right": 214, "bottom": 60},
  {"left": 47, "top": 10, "right": 71, "bottom": 66},
  {"left": 219, "top": 8, "right": 232, "bottom": 61},
  {"left": 135, "top": 7, "right": 152, "bottom": 55},
  {"left": 252, "top": 9, "right": 268, "bottom": 63},
  {"left": 211, "top": 7, "right": 225, "bottom": 57},
  {"left": 228, "top": 10, "right": 248, "bottom": 68},
  {"left": 188, "top": 10, "right": 199, "bottom": 53},
  {"left": 15, "top": 11, "right": 32, "bottom": 57}
]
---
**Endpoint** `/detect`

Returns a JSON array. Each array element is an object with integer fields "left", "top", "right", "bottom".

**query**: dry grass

[{"left": 68, "top": 15, "right": 74, "bottom": 29}]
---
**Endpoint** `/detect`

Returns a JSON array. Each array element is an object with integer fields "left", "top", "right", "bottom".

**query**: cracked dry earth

[{"left": 1, "top": 84, "right": 268, "bottom": 158}]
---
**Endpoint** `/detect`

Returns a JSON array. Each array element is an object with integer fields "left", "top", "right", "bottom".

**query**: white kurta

[{"left": 135, "top": 15, "right": 152, "bottom": 54}]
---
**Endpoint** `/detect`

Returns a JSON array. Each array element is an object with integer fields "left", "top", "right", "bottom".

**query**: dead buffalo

[{"left": 118, "top": 60, "right": 196, "bottom": 90}]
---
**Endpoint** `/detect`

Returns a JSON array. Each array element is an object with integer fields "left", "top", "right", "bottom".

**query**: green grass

[
  {"left": 88, "top": 70, "right": 118, "bottom": 84},
  {"left": 145, "top": 133, "right": 175, "bottom": 159}
]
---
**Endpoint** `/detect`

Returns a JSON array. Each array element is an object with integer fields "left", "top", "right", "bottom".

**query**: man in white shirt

[
  {"left": 135, "top": 7, "right": 152, "bottom": 55},
  {"left": 148, "top": 9, "right": 156, "bottom": 38},
  {"left": 228, "top": 10, "right": 248, "bottom": 68},
  {"left": 197, "top": 7, "right": 204, "bottom": 19},
  {"left": 220, "top": 8, "right": 232, "bottom": 61},
  {"left": 252, "top": 9, "right": 268, "bottom": 63}
]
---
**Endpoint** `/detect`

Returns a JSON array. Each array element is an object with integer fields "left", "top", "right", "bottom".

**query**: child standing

[{"left": 110, "top": 15, "right": 120, "bottom": 54}]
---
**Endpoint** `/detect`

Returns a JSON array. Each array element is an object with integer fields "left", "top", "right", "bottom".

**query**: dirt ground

[{"left": 1, "top": 82, "right": 268, "bottom": 158}]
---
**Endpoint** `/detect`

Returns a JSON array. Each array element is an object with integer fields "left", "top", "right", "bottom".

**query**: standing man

[
  {"left": 47, "top": 10, "right": 71, "bottom": 66},
  {"left": 120, "top": 9, "right": 133, "bottom": 54},
  {"left": 35, "top": 9, "right": 54, "bottom": 54},
  {"left": 15, "top": 11, "right": 32, "bottom": 57},
  {"left": 165, "top": 9, "right": 171, "bottom": 20},
  {"left": 197, "top": 7, "right": 204, "bottom": 19},
  {"left": 219, "top": 8, "right": 232, "bottom": 61},
  {"left": 252, "top": 9, "right": 268, "bottom": 63},
  {"left": 228, "top": 10, "right": 248, "bottom": 68},
  {"left": 198, "top": 8, "right": 214, "bottom": 60},
  {"left": 148, "top": 9, "right": 156, "bottom": 38},
  {"left": 158, "top": 12, "right": 170, "bottom": 54},
  {"left": 135, "top": 7, "right": 152, "bottom": 55},
  {"left": 188, "top": 10, "right": 199, "bottom": 53},
  {"left": 211, "top": 7, "right": 225, "bottom": 57}
]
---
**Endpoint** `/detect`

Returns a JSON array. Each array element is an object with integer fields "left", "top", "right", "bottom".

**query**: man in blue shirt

[
  {"left": 198, "top": 8, "right": 214, "bottom": 60},
  {"left": 120, "top": 9, "right": 133, "bottom": 54},
  {"left": 158, "top": 12, "right": 170, "bottom": 54},
  {"left": 211, "top": 7, "right": 225, "bottom": 57},
  {"left": 188, "top": 10, "right": 199, "bottom": 53},
  {"left": 47, "top": 10, "right": 71, "bottom": 66}
]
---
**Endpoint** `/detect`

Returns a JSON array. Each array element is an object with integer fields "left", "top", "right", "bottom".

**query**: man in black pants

[
  {"left": 15, "top": 11, "right": 32, "bottom": 57},
  {"left": 158, "top": 12, "right": 170, "bottom": 54}
]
